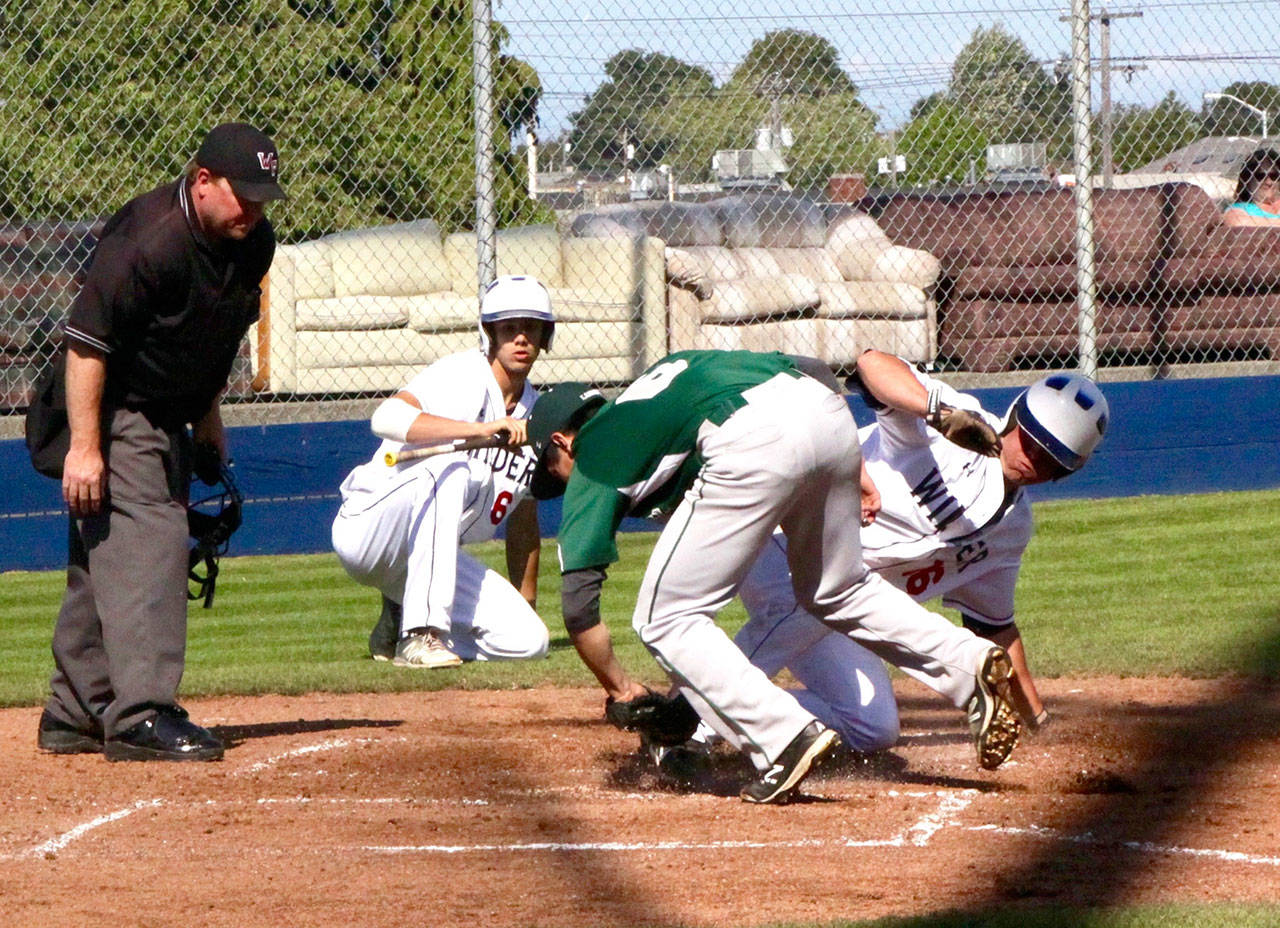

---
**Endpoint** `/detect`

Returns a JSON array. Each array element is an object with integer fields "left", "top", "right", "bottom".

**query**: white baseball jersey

[
  {"left": 859, "top": 366, "right": 1031, "bottom": 627},
  {"left": 725, "top": 366, "right": 1030, "bottom": 749},
  {"left": 331, "top": 349, "right": 547, "bottom": 662},
  {"left": 337, "top": 350, "right": 540, "bottom": 539}
]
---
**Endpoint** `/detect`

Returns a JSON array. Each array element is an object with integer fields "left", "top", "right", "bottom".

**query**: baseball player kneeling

[
  {"left": 676, "top": 350, "right": 1108, "bottom": 765},
  {"left": 527, "top": 350, "right": 1023, "bottom": 804},
  {"left": 330, "top": 276, "right": 554, "bottom": 668}
]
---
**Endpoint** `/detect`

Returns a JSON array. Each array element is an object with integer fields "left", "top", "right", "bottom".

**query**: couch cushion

[
  {"left": 682, "top": 245, "right": 747, "bottom": 281},
  {"left": 981, "top": 190, "right": 1075, "bottom": 266},
  {"left": 327, "top": 219, "right": 447, "bottom": 298},
  {"left": 712, "top": 195, "right": 827, "bottom": 248},
  {"left": 560, "top": 235, "right": 651, "bottom": 300},
  {"left": 444, "top": 225, "right": 564, "bottom": 293},
  {"left": 1095, "top": 187, "right": 1163, "bottom": 264},
  {"left": 769, "top": 247, "right": 844, "bottom": 282},
  {"left": 294, "top": 295, "right": 411, "bottom": 331},
  {"left": 274, "top": 240, "right": 335, "bottom": 301},
  {"left": 815, "top": 281, "right": 929, "bottom": 320},
  {"left": 733, "top": 247, "right": 785, "bottom": 278},
  {"left": 694, "top": 318, "right": 823, "bottom": 356},
  {"left": 406, "top": 292, "right": 481, "bottom": 332},
  {"left": 876, "top": 195, "right": 990, "bottom": 270},
  {"left": 699, "top": 274, "right": 821, "bottom": 323},
  {"left": 545, "top": 290, "right": 634, "bottom": 322},
  {"left": 953, "top": 261, "right": 1154, "bottom": 301}
]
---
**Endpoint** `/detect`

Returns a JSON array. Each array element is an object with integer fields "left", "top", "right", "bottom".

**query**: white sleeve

[
  {"left": 399, "top": 353, "right": 487, "bottom": 421},
  {"left": 370, "top": 396, "right": 421, "bottom": 442}
]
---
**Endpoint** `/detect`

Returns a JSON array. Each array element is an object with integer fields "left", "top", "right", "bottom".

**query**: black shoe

[
  {"left": 740, "top": 721, "right": 840, "bottom": 804},
  {"left": 369, "top": 595, "right": 401, "bottom": 661},
  {"left": 37, "top": 710, "right": 104, "bottom": 755},
  {"left": 104, "top": 706, "right": 224, "bottom": 762},
  {"left": 644, "top": 735, "right": 712, "bottom": 787}
]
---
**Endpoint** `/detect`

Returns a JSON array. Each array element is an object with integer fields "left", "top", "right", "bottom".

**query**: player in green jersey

[{"left": 528, "top": 350, "right": 1021, "bottom": 803}]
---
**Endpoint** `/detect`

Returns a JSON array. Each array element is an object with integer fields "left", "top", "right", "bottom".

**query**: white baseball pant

[{"left": 331, "top": 459, "right": 548, "bottom": 661}]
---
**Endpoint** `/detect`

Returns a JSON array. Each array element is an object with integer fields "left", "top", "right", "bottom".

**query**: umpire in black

[{"left": 38, "top": 123, "right": 285, "bottom": 761}]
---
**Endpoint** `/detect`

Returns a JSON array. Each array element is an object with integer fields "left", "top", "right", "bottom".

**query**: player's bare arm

[
  {"left": 859, "top": 459, "right": 881, "bottom": 527},
  {"left": 505, "top": 498, "right": 541, "bottom": 608},
  {"left": 561, "top": 566, "right": 647, "bottom": 702},
  {"left": 62, "top": 343, "right": 108, "bottom": 517},
  {"left": 375, "top": 392, "right": 526, "bottom": 448},
  {"left": 854, "top": 350, "right": 930, "bottom": 414}
]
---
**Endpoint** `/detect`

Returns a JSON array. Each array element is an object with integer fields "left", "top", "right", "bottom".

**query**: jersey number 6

[{"left": 490, "top": 491, "right": 513, "bottom": 525}]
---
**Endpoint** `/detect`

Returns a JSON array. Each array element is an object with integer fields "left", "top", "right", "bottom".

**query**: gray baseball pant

[{"left": 45, "top": 408, "right": 191, "bottom": 738}]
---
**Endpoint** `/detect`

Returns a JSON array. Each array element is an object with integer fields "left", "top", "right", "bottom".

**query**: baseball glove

[
  {"left": 929, "top": 403, "right": 1002, "bottom": 457},
  {"left": 605, "top": 689, "right": 701, "bottom": 746}
]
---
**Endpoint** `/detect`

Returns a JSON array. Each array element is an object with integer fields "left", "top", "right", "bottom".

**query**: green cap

[{"left": 528, "top": 382, "right": 606, "bottom": 499}]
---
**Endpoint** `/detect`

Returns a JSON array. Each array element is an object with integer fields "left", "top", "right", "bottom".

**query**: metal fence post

[
  {"left": 472, "top": 0, "right": 497, "bottom": 294},
  {"left": 1070, "top": 0, "right": 1100, "bottom": 379}
]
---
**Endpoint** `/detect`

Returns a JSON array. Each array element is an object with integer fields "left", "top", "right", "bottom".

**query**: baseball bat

[{"left": 384, "top": 431, "right": 517, "bottom": 466}]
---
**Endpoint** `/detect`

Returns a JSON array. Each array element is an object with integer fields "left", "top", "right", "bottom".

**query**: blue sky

[{"left": 497, "top": 0, "right": 1278, "bottom": 137}]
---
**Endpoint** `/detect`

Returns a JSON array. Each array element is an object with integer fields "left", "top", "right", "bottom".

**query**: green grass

[
  {"left": 2, "top": 489, "right": 1279, "bottom": 708},
  {"left": 821, "top": 904, "right": 1280, "bottom": 928},
  {"left": 6, "top": 491, "right": 1280, "bottom": 928}
]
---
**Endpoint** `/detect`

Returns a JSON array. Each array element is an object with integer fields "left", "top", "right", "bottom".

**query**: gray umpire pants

[{"left": 45, "top": 407, "right": 191, "bottom": 739}]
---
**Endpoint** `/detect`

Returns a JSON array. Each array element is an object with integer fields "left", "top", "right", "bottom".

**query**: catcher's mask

[{"left": 187, "top": 461, "right": 243, "bottom": 608}]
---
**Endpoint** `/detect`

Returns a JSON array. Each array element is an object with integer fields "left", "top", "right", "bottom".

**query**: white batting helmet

[
  {"left": 478, "top": 275, "right": 555, "bottom": 352},
  {"left": 1005, "top": 373, "right": 1109, "bottom": 473}
]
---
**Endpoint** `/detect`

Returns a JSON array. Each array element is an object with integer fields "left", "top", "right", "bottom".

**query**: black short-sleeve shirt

[{"left": 65, "top": 178, "right": 275, "bottom": 427}]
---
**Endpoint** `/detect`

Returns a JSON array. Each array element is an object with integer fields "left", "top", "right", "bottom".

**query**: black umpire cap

[
  {"left": 528, "top": 382, "right": 606, "bottom": 499},
  {"left": 196, "top": 122, "right": 287, "bottom": 202}
]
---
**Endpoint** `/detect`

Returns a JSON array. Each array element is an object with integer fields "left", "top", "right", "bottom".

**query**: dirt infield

[{"left": 2, "top": 677, "right": 1278, "bottom": 928}]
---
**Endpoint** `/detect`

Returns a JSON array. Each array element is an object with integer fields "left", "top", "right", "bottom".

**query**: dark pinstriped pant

[{"left": 45, "top": 408, "right": 191, "bottom": 739}]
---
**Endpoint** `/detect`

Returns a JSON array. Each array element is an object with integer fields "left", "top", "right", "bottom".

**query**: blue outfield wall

[{"left": 4, "top": 375, "right": 1279, "bottom": 573}]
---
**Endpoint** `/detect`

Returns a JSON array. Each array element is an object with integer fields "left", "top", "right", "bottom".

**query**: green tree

[
  {"left": 897, "top": 100, "right": 989, "bottom": 187},
  {"left": 726, "top": 29, "right": 857, "bottom": 99},
  {"left": 567, "top": 50, "right": 714, "bottom": 173},
  {"left": 1112, "top": 92, "right": 1203, "bottom": 173},
  {"left": 0, "top": 0, "right": 547, "bottom": 238},
  {"left": 949, "top": 25, "right": 1057, "bottom": 144},
  {"left": 1203, "top": 81, "right": 1280, "bottom": 138}
]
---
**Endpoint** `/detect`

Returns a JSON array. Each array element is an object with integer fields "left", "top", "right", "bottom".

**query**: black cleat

[
  {"left": 369, "top": 595, "right": 401, "bottom": 661},
  {"left": 740, "top": 721, "right": 840, "bottom": 804},
  {"left": 105, "top": 705, "right": 224, "bottom": 762},
  {"left": 37, "top": 710, "right": 103, "bottom": 755}
]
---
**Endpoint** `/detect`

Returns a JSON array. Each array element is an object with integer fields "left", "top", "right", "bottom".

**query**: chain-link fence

[{"left": 2, "top": 0, "right": 1278, "bottom": 416}]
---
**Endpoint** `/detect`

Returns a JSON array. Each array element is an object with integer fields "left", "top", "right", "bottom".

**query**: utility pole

[
  {"left": 1062, "top": 7, "right": 1144, "bottom": 188},
  {"left": 1099, "top": 8, "right": 1144, "bottom": 186}
]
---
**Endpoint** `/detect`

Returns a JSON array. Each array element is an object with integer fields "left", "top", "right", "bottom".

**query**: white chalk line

[
  {"left": 235, "top": 735, "right": 408, "bottom": 775},
  {"left": 5, "top": 798, "right": 164, "bottom": 860},
  {"left": 7, "top": 738, "right": 1277, "bottom": 870},
  {"left": 969, "top": 823, "right": 1280, "bottom": 867}
]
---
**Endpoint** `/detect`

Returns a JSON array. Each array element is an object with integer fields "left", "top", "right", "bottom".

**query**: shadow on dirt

[
  {"left": 954, "top": 613, "right": 1280, "bottom": 913},
  {"left": 212, "top": 717, "right": 401, "bottom": 747}
]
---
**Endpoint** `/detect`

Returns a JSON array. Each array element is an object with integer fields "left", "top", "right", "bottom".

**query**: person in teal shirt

[
  {"left": 1223, "top": 148, "right": 1280, "bottom": 227},
  {"left": 527, "top": 350, "right": 1022, "bottom": 803}
]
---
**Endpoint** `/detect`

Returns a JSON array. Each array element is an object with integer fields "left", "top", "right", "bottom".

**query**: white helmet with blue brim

[
  {"left": 1005, "top": 373, "right": 1109, "bottom": 473},
  {"left": 479, "top": 275, "right": 555, "bottom": 352}
]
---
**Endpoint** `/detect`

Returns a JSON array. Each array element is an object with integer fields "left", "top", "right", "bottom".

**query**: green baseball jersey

[{"left": 557, "top": 350, "right": 801, "bottom": 572}]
